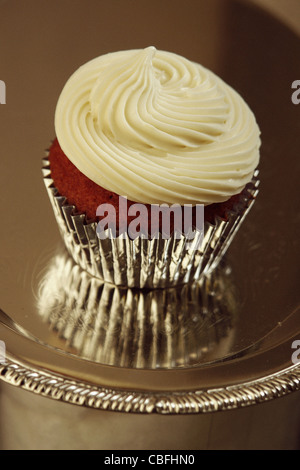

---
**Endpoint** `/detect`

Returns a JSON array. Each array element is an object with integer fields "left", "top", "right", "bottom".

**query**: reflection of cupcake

[
  {"left": 43, "top": 47, "right": 260, "bottom": 288},
  {"left": 37, "top": 253, "right": 238, "bottom": 369}
]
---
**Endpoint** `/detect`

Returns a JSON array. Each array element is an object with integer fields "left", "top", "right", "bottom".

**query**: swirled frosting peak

[{"left": 55, "top": 47, "right": 261, "bottom": 205}]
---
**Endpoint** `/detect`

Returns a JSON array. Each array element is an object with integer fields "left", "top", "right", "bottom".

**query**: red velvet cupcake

[{"left": 43, "top": 47, "right": 260, "bottom": 288}]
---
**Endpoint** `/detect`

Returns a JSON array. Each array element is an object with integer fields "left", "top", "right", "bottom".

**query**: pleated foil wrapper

[
  {"left": 42, "top": 154, "right": 259, "bottom": 288},
  {"left": 36, "top": 253, "right": 238, "bottom": 369}
]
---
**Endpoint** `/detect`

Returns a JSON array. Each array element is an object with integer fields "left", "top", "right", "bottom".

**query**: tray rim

[{"left": 1, "top": 350, "right": 300, "bottom": 415}]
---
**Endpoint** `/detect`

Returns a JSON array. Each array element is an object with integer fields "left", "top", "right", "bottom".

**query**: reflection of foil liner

[
  {"left": 42, "top": 154, "right": 259, "bottom": 288},
  {"left": 37, "top": 253, "right": 238, "bottom": 369}
]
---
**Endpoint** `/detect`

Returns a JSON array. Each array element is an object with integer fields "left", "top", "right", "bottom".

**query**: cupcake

[{"left": 43, "top": 47, "right": 260, "bottom": 288}]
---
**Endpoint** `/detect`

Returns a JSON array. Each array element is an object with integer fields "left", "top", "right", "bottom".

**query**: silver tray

[{"left": 0, "top": 0, "right": 300, "bottom": 417}]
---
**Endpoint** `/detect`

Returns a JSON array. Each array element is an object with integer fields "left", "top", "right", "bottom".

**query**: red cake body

[{"left": 48, "top": 138, "right": 242, "bottom": 231}]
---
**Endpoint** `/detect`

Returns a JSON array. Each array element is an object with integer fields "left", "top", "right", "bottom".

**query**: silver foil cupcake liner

[
  {"left": 36, "top": 253, "right": 238, "bottom": 369},
  {"left": 42, "top": 154, "right": 259, "bottom": 288}
]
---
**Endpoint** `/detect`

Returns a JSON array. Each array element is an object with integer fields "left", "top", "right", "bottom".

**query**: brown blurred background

[{"left": 251, "top": 0, "right": 300, "bottom": 34}]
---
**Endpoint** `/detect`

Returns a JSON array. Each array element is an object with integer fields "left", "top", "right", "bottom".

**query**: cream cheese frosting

[{"left": 55, "top": 47, "right": 261, "bottom": 205}]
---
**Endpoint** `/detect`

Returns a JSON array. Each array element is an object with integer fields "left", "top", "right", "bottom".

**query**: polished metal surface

[{"left": 0, "top": 0, "right": 300, "bottom": 414}]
